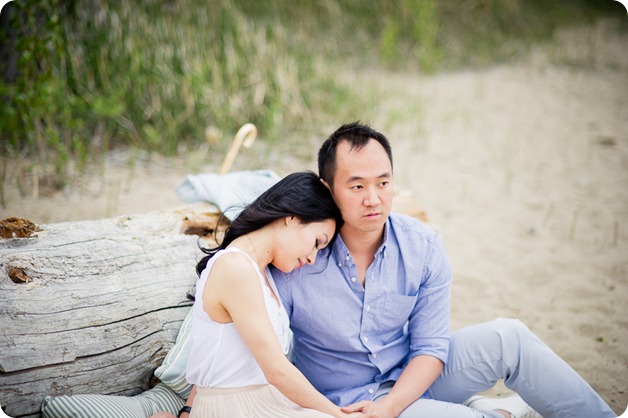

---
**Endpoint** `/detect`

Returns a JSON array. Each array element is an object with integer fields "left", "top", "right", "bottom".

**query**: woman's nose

[{"left": 307, "top": 249, "right": 317, "bottom": 264}]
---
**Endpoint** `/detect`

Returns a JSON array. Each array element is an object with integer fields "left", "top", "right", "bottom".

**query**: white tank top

[{"left": 185, "top": 247, "right": 291, "bottom": 388}]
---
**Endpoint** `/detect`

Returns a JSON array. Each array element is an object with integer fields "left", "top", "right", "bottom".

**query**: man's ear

[{"left": 320, "top": 178, "right": 331, "bottom": 191}]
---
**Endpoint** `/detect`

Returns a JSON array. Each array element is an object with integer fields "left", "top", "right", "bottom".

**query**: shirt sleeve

[{"left": 407, "top": 233, "right": 452, "bottom": 364}]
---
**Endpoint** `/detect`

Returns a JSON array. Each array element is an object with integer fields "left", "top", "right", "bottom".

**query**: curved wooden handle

[{"left": 219, "top": 123, "right": 258, "bottom": 174}]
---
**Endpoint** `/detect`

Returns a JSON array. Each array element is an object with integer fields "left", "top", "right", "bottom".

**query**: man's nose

[{"left": 364, "top": 188, "right": 381, "bottom": 207}]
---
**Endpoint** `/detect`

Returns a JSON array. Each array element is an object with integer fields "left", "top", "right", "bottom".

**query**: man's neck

[
  {"left": 340, "top": 225, "right": 385, "bottom": 285},
  {"left": 342, "top": 230, "right": 383, "bottom": 255}
]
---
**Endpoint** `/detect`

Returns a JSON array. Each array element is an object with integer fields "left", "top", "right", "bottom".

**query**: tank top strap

[{"left": 219, "top": 247, "right": 265, "bottom": 282}]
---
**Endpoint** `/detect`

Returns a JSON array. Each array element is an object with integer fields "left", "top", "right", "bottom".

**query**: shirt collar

[{"left": 332, "top": 219, "right": 390, "bottom": 263}]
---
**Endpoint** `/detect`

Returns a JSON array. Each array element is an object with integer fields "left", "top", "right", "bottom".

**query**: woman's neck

[{"left": 231, "top": 232, "right": 271, "bottom": 273}]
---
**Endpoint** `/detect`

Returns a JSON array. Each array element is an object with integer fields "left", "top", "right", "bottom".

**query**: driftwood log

[
  {"left": 0, "top": 203, "right": 222, "bottom": 418},
  {"left": 0, "top": 192, "right": 425, "bottom": 418}
]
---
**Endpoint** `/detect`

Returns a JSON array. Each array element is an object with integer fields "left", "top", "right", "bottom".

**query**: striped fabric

[
  {"left": 41, "top": 311, "right": 193, "bottom": 417},
  {"left": 154, "top": 308, "right": 194, "bottom": 399},
  {"left": 41, "top": 383, "right": 185, "bottom": 418}
]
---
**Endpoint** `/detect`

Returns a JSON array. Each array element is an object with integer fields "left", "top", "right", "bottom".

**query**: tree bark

[{"left": 0, "top": 203, "right": 221, "bottom": 418}]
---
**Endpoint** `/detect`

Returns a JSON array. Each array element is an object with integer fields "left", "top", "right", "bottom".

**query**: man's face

[{"left": 329, "top": 139, "right": 393, "bottom": 236}]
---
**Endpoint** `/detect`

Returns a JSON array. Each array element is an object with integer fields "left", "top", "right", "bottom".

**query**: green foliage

[
  {"left": 1, "top": 0, "right": 622, "bottom": 194},
  {"left": 411, "top": 0, "right": 439, "bottom": 73},
  {"left": 381, "top": 16, "right": 401, "bottom": 66},
  {"left": 1, "top": 0, "right": 76, "bottom": 185},
  {"left": 378, "top": 0, "right": 440, "bottom": 72}
]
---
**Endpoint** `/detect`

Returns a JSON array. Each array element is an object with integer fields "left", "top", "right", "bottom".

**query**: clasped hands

[{"left": 340, "top": 399, "right": 396, "bottom": 418}]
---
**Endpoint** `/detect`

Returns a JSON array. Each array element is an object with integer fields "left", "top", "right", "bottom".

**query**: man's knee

[
  {"left": 459, "top": 318, "right": 532, "bottom": 347},
  {"left": 448, "top": 318, "right": 539, "bottom": 369},
  {"left": 490, "top": 318, "right": 531, "bottom": 340},
  {"left": 488, "top": 317, "right": 542, "bottom": 370}
]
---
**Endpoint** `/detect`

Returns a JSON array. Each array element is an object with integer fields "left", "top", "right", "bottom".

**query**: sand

[{"left": 2, "top": 20, "right": 626, "bottom": 415}]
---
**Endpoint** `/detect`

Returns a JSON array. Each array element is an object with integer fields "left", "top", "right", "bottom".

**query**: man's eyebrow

[
  {"left": 346, "top": 175, "right": 364, "bottom": 183},
  {"left": 346, "top": 172, "right": 391, "bottom": 183}
]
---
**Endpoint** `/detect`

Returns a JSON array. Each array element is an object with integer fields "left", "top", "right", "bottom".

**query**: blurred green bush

[{"left": 0, "top": 0, "right": 623, "bottom": 193}]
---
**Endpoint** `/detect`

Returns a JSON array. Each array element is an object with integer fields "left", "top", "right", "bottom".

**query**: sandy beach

[{"left": 2, "top": 20, "right": 627, "bottom": 415}]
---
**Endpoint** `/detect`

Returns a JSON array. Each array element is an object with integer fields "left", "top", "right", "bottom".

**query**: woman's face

[{"left": 273, "top": 218, "right": 336, "bottom": 273}]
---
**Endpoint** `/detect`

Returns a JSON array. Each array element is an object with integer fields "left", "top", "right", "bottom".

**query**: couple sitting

[{"left": 154, "top": 122, "right": 614, "bottom": 418}]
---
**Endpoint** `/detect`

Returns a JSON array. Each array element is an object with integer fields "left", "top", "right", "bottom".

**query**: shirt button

[
  {"left": 372, "top": 353, "right": 377, "bottom": 358},
  {"left": 351, "top": 277, "right": 357, "bottom": 283},
  {"left": 368, "top": 389, "right": 374, "bottom": 394},
  {"left": 345, "top": 255, "right": 350, "bottom": 261},
  {"left": 363, "top": 337, "right": 369, "bottom": 343},
  {"left": 366, "top": 305, "right": 371, "bottom": 312},
  {"left": 338, "top": 263, "right": 342, "bottom": 267}
]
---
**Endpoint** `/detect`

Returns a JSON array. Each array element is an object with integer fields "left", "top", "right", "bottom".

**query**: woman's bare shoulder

[{"left": 208, "top": 250, "right": 258, "bottom": 286}]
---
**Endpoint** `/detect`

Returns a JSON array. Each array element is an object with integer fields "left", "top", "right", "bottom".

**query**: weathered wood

[
  {"left": 0, "top": 193, "right": 426, "bottom": 418},
  {"left": 0, "top": 203, "right": 222, "bottom": 418}
]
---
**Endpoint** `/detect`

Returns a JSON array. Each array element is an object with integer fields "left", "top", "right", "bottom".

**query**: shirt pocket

[{"left": 375, "top": 293, "right": 417, "bottom": 332}]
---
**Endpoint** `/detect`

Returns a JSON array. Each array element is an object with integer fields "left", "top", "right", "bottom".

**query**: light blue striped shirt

[{"left": 273, "top": 212, "right": 452, "bottom": 406}]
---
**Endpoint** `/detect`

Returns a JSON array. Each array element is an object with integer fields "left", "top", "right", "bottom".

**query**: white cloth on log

[{"left": 175, "top": 170, "right": 280, "bottom": 221}]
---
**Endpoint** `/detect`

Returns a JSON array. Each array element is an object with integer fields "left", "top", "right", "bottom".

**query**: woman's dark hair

[
  {"left": 195, "top": 171, "right": 343, "bottom": 276},
  {"left": 318, "top": 121, "right": 393, "bottom": 188}
]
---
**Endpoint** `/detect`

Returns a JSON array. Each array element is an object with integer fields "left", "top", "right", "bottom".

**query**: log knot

[
  {"left": 0, "top": 217, "right": 42, "bottom": 239},
  {"left": 9, "top": 267, "right": 32, "bottom": 284}
]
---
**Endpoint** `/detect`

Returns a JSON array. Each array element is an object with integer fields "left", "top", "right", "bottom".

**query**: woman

[{"left": 183, "top": 172, "right": 355, "bottom": 418}]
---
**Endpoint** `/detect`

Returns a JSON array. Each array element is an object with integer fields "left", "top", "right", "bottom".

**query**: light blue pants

[{"left": 374, "top": 318, "right": 616, "bottom": 418}]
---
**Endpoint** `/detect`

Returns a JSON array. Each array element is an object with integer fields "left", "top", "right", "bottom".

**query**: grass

[{"left": 0, "top": 0, "right": 625, "bottom": 206}]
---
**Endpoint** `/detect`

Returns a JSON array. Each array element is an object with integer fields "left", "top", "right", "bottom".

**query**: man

[
  {"left": 156, "top": 122, "right": 615, "bottom": 418},
  {"left": 272, "top": 122, "right": 615, "bottom": 418}
]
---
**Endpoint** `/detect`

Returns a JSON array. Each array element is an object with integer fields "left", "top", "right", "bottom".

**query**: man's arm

[
  {"left": 340, "top": 355, "right": 443, "bottom": 418},
  {"left": 375, "top": 355, "right": 444, "bottom": 416}
]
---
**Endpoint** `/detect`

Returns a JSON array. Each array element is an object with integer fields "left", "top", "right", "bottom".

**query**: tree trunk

[{"left": 0, "top": 203, "right": 221, "bottom": 418}]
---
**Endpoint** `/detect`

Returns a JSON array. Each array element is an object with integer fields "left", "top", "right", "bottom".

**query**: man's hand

[{"left": 341, "top": 400, "right": 395, "bottom": 418}]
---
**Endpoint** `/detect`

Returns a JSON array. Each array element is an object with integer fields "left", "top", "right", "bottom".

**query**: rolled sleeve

[{"left": 407, "top": 234, "right": 452, "bottom": 364}]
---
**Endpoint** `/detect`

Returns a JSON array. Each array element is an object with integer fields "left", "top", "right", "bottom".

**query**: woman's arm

[{"left": 209, "top": 255, "right": 349, "bottom": 418}]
